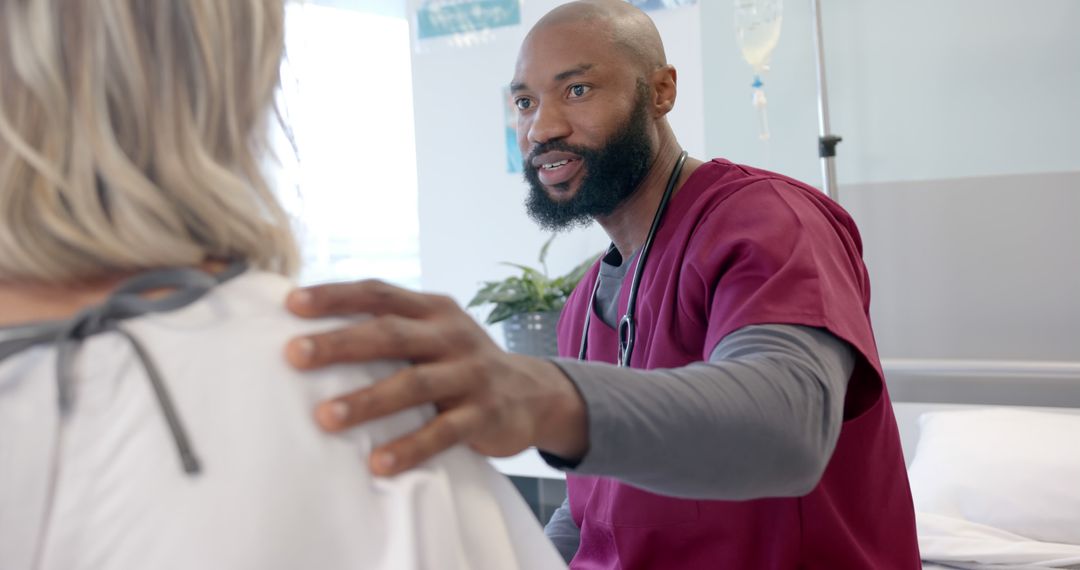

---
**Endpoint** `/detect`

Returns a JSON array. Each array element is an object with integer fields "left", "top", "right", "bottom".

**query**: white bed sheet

[{"left": 904, "top": 406, "right": 1080, "bottom": 570}]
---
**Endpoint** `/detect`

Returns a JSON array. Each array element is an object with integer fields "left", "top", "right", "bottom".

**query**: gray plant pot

[{"left": 502, "top": 311, "right": 561, "bottom": 357}]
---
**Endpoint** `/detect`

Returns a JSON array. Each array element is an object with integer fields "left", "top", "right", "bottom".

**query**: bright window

[{"left": 276, "top": 3, "right": 421, "bottom": 288}]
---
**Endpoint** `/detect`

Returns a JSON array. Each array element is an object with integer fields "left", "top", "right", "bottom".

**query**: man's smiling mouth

[{"left": 542, "top": 159, "right": 571, "bottom": 170}]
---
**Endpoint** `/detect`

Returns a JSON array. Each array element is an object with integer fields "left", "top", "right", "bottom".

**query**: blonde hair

[{"left": 0, "top": 0, "right": 298, "bottom": 284}]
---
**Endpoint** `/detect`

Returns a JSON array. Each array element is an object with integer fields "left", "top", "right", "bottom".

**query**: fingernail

[
  {"left": 290, "top": 289, "right": 313, "bottom": 307},
  {"left": 329, "top": 400, "right": 349, "bottom": 422},
  {"left": 295, "top": 338, "right": 315, "bottom": 360},
  {"left": 373, "top": 451, "right": 396, "bottom": 472},
  {"left": 317, "top": 401, "right": 349, "bottom": 430}
]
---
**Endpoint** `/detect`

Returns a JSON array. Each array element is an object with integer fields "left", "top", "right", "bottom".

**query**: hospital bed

[
  {"left": 885, "top": 359, "right": 1080, "bottom": 570},
  {"left": 492, "top": 359, "right": 1080, "bottom": 568}
]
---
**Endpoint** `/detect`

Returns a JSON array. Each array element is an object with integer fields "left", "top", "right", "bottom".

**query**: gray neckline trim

[{"left": 0, "top": 261, "right": 247, "bottom": 476}]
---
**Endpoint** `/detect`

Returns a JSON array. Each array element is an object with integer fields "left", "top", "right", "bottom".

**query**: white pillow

[{"left": 907, "top": 408, "right": 1080, "bottom": 546}]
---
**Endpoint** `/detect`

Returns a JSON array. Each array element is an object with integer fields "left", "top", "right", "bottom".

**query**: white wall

[
  {"left": 408, "top": 2, "right": 705, "bottom": 340},
  {"left": 312, "top": 0, "right": 405, "bottom": 19},
  {"left": 700, "top": 0, "right": 1080, "bottom": 361},
  {"left": 701, "top": 0, "right": 1080, "bottom": 187}
]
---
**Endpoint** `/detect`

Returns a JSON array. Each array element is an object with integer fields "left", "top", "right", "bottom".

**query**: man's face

[{"left": 511, "top": 22, "right": 656, "bottom": 230}]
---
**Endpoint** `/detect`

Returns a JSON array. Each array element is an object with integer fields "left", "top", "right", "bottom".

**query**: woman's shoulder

[
  {"left": 128, "top": 269, "right": 408, "bottom": 419},
  {"left": 136, "top": 270, "right": 375, "bottom": 351}
]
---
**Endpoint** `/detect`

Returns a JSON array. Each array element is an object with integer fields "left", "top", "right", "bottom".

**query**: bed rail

[{"left": 883, "top": 358, "right": 1080, "bottom": 408}]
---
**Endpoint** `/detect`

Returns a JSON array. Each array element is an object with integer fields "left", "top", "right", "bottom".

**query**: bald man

[{"left": 284, "top": 1, "right": 920, "bottom": 568}]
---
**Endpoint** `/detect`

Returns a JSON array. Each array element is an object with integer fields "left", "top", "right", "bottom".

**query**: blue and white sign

[{"left": 415, "top": 0, "right": 522, "bottom": 39}]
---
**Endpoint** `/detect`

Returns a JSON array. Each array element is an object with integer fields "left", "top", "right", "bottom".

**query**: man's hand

[{"left": 284, "top": 280, "right": 588, "bottom": 476}]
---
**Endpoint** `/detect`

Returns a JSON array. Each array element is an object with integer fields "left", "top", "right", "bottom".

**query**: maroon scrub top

[{"left": 556, "top": 159, "right": 920, "bottom": 569}]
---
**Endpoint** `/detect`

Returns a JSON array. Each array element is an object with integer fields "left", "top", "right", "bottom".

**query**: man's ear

[{"left": 651, "top": 65, "right": 677, "bottom": 116}]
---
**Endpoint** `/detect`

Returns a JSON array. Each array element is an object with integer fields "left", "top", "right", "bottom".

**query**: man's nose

[{"left": 526, "top": 103, "right": 572, "bottom": 145}]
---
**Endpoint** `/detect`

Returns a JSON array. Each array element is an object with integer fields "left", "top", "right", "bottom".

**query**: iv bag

[{"left": 734, "top": 0, "right": 782, "bottom": 140}]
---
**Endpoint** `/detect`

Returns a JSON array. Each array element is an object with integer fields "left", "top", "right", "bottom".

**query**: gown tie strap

[{"left": 0, "top": 261, "right": 247, "bottom": 475}]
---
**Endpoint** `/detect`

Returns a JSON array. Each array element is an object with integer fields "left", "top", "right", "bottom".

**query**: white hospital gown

[{"left": 0, "top": 271, "right": 565, "bottom": 570}]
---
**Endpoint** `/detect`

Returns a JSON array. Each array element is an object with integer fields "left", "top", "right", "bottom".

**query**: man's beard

[{"left": 523, "top": 87, "right": 654, "bottom": 231}]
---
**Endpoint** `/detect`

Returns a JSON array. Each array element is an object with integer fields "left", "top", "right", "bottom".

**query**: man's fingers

[
  {"left": 287, "top": 279, "right": 453, "bottom": 320},
  {"left": 286, "top": 314, "right": 440, "bottom": 369},
  {"left": 368, "top": 407, "right": 484, "bottom": 476},
  {"left": 314, "top": 362, "right": 468, "bottom": 431}
]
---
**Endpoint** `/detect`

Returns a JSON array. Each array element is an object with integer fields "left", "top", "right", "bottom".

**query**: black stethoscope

[{"left": 577, "top": 150, "right": 688, "bottom": 367}]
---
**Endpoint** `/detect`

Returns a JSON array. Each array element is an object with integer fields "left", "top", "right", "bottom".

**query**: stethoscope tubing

[{"left": 577, "top": 150, "right": 689, "bottom": 366}]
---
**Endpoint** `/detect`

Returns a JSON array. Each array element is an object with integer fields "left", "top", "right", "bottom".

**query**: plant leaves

[
  {"left": 467, "top": 281, "right": 502, "bottom": 307},
  {"left": 538, "top": 234, "right": 556, "bottom": 276},
  {"left": 472, "top": 247, "right": 603, "bottom": 324},
  {"left": 499, "top": 262, "right": 545, "bottom": 281}
]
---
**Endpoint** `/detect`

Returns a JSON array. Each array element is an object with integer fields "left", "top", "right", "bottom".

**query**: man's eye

[
  {"left": 568, "top": 84, "right": 590, "bottom": 98},
  {"left": 515, "top": 98, "right": 532, "bottom": 110}
]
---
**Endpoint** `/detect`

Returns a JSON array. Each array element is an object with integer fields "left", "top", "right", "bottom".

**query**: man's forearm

[{"left": 543, "top": 324, "right": 854, "bottom": 500}]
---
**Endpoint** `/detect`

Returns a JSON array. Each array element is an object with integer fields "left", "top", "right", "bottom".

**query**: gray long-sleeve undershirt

[{"left": 540, "top": 250, "right": 856, "bottom": 564}]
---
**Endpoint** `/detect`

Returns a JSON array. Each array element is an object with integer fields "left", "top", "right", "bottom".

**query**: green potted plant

[{"left": 468, "top": 236, "right": 594, "bottom": 357}]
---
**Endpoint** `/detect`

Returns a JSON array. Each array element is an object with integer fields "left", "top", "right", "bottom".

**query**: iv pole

[{"left": 809, "top": 0, "right": 842, "bottom": 201}]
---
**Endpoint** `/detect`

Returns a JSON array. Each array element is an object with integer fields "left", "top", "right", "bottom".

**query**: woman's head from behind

[{"left": 0, "top": 0, "right": 296, "bottom": 284}]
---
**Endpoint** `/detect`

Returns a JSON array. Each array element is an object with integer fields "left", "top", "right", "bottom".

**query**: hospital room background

[{"left": 279, "top": 0, "right": 1080, "bottom": 566}]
